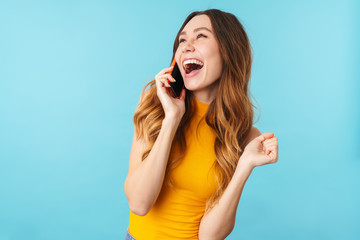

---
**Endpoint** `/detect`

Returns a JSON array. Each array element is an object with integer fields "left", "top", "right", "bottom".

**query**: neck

[{"left": 193, "top": 82, "right": 219, "bottom": 104}]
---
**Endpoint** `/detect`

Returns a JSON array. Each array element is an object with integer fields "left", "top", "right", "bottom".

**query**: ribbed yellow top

[{"left": 128, "top": 97, "right": 218, "bottom": 239}]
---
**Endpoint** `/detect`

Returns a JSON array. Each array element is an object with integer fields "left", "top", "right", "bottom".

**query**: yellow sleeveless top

[{"left": 128, "top": 97, "right": 218, "bottom": 239}]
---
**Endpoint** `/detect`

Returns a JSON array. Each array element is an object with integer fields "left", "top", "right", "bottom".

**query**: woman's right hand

[{"left": 155, "top": 66, "right": 186, "bottom": 122}]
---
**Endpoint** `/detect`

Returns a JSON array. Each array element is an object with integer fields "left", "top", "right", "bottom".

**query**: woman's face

[{"left": 175, "top": 14, "right": 223, "bottom": 103}]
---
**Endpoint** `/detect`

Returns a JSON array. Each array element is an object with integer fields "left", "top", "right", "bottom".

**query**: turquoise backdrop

[{"left": 0, "top": 0, "right": 359, "bottom": 239}]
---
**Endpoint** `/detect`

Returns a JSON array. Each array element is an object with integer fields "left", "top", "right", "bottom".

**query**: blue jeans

[{"left": 124, "top": 229, "right": 136, "bottom": 240}]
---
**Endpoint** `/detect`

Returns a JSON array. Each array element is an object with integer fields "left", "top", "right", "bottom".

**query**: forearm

[
  {"left": 125, "top": 117, "right": 180, "bottom": 215},
  {"left": 198, "top": 162, "right": 253, "bottom": 240}
]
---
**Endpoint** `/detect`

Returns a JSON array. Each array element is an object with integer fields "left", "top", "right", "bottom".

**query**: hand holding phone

[{"left": 166, "top": 59, "right": 185, "bottom": 98}]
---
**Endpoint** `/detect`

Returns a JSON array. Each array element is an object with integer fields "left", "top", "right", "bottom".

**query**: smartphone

[{"left": 167, "top": 59, "right": 184, "bottom": 98}]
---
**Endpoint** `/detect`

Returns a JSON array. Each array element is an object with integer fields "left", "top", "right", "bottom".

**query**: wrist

[
  {"left": 164, "top": 113, "right": 183, "bottom": 125},
  {"left": 237, "top": 154, "right": 255, "bottom": 174},
  {"left": 163, "top": 115, "right": 181, "bottom": 128},
  {"left": 233, "top": 159, "right": 253, "bottom": 184}
]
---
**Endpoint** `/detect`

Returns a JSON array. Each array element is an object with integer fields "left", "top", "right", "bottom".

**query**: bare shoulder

[{"left": 245, "top": 126, "right": 261, "bottom": 145}]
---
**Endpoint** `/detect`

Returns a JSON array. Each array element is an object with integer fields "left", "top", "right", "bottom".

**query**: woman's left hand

[{"left": 239, "top": 132, "right": 279, "bottom": 170}]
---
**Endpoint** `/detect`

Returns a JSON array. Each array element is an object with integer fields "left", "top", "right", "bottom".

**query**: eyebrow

[{"left": 180, "top": 27, "right": 213, "bottom": 36}]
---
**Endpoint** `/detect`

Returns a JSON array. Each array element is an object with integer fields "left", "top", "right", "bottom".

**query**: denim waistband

[{"left": 124, "top": 229, "right": 136, "bottom": 240}]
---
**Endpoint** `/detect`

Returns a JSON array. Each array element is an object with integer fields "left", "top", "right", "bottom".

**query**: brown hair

[{"left": 133, "top": 9, "right": 256, "bottom": 211}]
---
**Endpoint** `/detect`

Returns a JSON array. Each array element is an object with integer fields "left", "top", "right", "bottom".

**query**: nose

[{"left": 182, "top": 40, "right": 195, "bottom": 53}]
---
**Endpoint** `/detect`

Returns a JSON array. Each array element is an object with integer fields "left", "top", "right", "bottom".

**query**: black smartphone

[{"left": 168, "top": 59, "right": 184, "bottom": 98}]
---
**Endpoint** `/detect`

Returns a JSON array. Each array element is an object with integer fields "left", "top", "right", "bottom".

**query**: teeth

[{"left": 183, "top": 59, "right": 204, "bottom": 68}]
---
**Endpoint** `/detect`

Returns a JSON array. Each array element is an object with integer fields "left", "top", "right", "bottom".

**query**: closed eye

[
  {"left": 197, "top": 33, "right": 207, "bottom": 39},
  {"left": 179, "top": 33, "right": 207, "bottom": 43}
]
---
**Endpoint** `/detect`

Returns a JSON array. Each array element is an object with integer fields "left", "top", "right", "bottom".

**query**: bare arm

[
  {"left": 124, "top": 117, "right": 180, "bottom": 216},
  {"left": 198, "top": 161, "right": 253, "bottom": 239},
  {"left": 199, "top": 128, "right": 279, "bottom": 239},
  {"left": 124, "top": 66, "right": 186, "bottom": 216}
]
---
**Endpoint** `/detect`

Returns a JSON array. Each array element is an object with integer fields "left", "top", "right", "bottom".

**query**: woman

[{"left": 124, "top": 9, "right": 278, "bottom": 240}]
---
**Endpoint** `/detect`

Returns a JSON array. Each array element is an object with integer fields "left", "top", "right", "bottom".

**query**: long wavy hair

[{"left": 133, "top": 9, "right": 256, "bottom": 212}]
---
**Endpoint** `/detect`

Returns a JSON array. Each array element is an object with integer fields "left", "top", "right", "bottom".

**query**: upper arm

[
  {"left": 128, "top": 130, "right": 148, "bottom": 174},
  {"left": 128, "top": 90, "right": 151, "bottom": 173},
  {"left": 244, "top": 126, "right": 261, "bottom": 146},
  {"left": 127, "top": 89, "right": 152, "bottom": 174}
]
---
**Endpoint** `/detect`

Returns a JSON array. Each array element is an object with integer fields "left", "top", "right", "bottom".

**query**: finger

[
  {"left": 264, "top": 147, "right": 277, "bottom": 156},
  {"left": 263, "top": 146, "right": 277, "bottom": 158},
  {"left": 263, "top": 141, "right": 277, "bottom": 149},
  {"left": 268, "top": 152, "right": 278, "bottom": 163},
  {"left": 256, "top": 133, "right": 275, "bottom": 143},
  {"left": 271, "top": 150, "right": 278, "bottom": 161},
  {"left": 158, "top": 66, "right": 174, "bottom": 75},
  {"left": 263, "top": 141, "right": 278, "bottom": 148},
  {"left": 155, "top": 76, "right": 163, "bottom": 90},
  {"left": 266, "top": 149, "right": 278, "bottom": 162},
  {"left": 157, "top": 74, "right": 171, "bottom": 82},
  {"left": 164, "top": 80, "right": 171, "bottom": 88},
  {"left": 266, "top": 140, "right": 278, "bottom": 148},
  {"left": 155, "top": 77, "right": 170, "bottom": 95},
  {"left": 264, "top": 142, "right": 278, "bottom": 150},
  {"left": 155, "top": 74, "right": 167, "bottom": 81},
  {"left": 164, "top": 73, "right": 176, "bottom": 82},
  {"left": 266, "top": 149, "right": 272, "bottom": 155},
  {"left": 158, "top": 78, "right": 170, "bottom": 88},
  {"left": 264, "top": 145, "right": 277, "bottom": 153},
  {"left": 155, "top": 74, "right": 165, "bottom": 85},
  {"left": 263, "top": 137, "right": 278, "bottom": 144},
  {"left": 156, "top": 75, "right": 170, "bottom": 87},
  {"left": 262, "top": 140, "right": 277, "bottom": 149}
]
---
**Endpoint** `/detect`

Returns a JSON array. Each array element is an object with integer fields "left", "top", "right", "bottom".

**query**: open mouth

[{"left": 183, "top": 59, "right": 204, "bottom": 74}]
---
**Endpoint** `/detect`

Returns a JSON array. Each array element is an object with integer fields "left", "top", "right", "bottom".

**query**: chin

[
  {"left": 183, "top": 75, "right": 203, "bottom": 89},
  {"left": 184, "top": 82, "right": 201, "bottom": 92}
]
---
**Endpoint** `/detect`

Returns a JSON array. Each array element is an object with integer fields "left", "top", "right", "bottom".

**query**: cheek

[
  {"left": 208, "top": 50, "right": 223, "bottom": 75},
  {"left": 216, "top": 56, "right": 223, "bottom": 73},
  {"left": 213, "top": 48, "right": 223, "bottom": 74},
  {"left": 174, "top": 49, "right": 181, "bottom": 63}
]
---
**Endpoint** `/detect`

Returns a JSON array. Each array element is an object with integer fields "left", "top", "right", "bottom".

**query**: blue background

[{"left": 0, "top": 0, "right": 359, "bottom": 239}]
